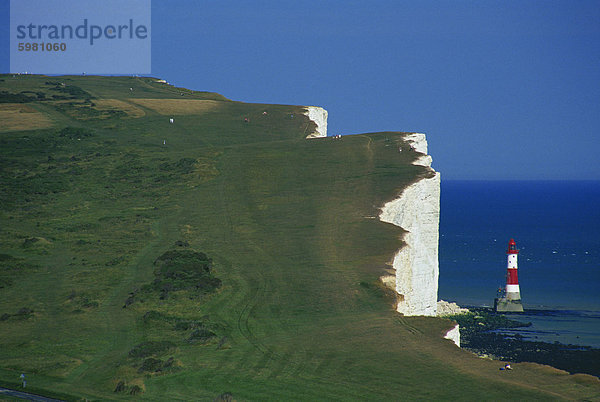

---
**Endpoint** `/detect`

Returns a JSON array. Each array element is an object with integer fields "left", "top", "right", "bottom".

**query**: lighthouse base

[{"left": 494, "top": 298, "right": 524, "bottom": 312}]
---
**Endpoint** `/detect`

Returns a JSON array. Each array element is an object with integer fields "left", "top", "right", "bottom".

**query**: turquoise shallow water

[{"left": 438, "top": 180, "right": 600, "bottom": 347}]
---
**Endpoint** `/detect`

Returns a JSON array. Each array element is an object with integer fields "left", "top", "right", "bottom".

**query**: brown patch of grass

[
  {"left": 0, "top": 103, "right": 54, "bottom": 132},
  {"left": 517, "top": 361, "right": 570, "bottom": 376},
  {"left": 93, "top": 99, "right": 146, "bottom": 118},
  {"left": 128, "top": 98, "right": 222, "bottom": 115},
  {"left": 571, "top": 373, "right": 600, "bottom": 385}
]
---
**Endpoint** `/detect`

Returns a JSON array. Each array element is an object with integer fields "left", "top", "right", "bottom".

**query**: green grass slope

[{"left": 1, "top": 74, "right": 598, "bottom": 400}]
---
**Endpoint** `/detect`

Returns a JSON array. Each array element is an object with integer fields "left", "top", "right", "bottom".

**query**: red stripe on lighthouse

[{"left": 506, "top": 268, "right": 519, "bottom": 285}]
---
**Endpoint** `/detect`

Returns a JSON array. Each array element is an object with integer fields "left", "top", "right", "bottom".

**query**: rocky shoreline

[{"left": 447, "top": 308, "right": 600, "bottom": 378}]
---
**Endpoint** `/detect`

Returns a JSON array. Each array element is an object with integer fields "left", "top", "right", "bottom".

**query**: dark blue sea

[{"left": 439, "top": 181, "right": 600, "bottom": 348}]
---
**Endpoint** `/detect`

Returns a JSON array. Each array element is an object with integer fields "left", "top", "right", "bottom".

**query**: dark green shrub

[
  {"left": 151, "top": 250, "right": 221, "bottom": 295},
  {"left": 213, "top": 392, "right": 234, "bottom": 402},
  {"left": 0, "top": 91, "right": 34, "bottom": 103},
  {"left": 22, "top": 238, "right": 40, "bottom": 247},
  {"left": 129, "top": 385, "right": 142, "bottom": 395},
  {"left": 0, "top": 254, "right": 14, "bottom": 261},
  {"left": 143, "top": 310, "right": 172, "bottom": 323},
  {"left": 174, "top": 320, "right": 199, "bottom": 331},
  {"left": 138, "top": 358, "right": 164, "bottom": 373},
  {"left": 58, "top": 126, "right": 94, "bottom": 139},
  {"left": 16, "top": 307, "right": 33, "bottom": 316},
  {"left": 128, "top": 341, "right": 176, "bottom": 358},
  {"left": 188, "top": 328, "right": 216, "bottom": 343},
  {"left": 114, "top": 381, "right": 126, "bottom": 393},
  {"left": 49, "top": 84, "right": 94, "bottom": 99}
]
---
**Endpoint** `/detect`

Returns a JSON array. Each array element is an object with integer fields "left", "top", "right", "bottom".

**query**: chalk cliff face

[
  {"left": 379, "top": 133, "right": 440, "bottom": 317},
  {"left": 304, "top": 106, "right": 328, "bottom": 138}
]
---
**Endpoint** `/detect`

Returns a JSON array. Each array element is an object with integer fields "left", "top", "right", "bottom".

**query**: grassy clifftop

[{"left": 0, "top": 75, "right": 598, "bottom": 400}]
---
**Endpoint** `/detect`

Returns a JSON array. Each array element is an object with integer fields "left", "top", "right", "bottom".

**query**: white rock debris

[
  {"left": 437, "top": 300, "right": 470, "bottom": 316},
  {"left": 444, "top": 324, "right": 461, "bottom": 347}
]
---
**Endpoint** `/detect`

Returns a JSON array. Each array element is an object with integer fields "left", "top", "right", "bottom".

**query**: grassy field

[
  {"left": 1, "top": 74, "right": 599, "bottom": 400},
  {"left": 0, "top": 103, "right": 55, "bottom": 132}
]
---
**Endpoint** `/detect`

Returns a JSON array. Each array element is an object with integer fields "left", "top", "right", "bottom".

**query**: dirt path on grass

[
  {"left": 0, "top": 386, "right": 63, "bottom": 402},
  {"left": 64, "top": 218, "right": 171, "bottom": 386}
]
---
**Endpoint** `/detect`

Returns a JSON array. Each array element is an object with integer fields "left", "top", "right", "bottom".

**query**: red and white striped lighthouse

[
  {"left": 495, "top": 238, "right": 524, "bottom": 312},
  {"left": 505, "top": 238, "right": 521, "bottom": 300}
]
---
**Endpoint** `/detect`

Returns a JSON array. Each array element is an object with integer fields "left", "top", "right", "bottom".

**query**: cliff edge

[
  {"left": 304, "top": 106, "right": 328, "bottom": 138},
  {"left": 379, "top": 133, "right": 441, "bottom": 317}
]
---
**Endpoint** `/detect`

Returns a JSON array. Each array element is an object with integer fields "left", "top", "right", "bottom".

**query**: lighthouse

[{"left": 494, "top": 238, "right": 524, "bottom": 312}]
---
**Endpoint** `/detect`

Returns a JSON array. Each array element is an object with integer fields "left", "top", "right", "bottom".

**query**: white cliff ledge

[
  {"left": 444, "top": 324, "right": 461, "bottom": 347},
  {"left": 304, "top": 106, "right": 328, "bottom": 138},
  {"left": 379, "top": 133, "right": 440, "bottom": 317}
]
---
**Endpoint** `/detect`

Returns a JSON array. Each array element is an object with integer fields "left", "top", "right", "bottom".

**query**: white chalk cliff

[
  {"left": 379, "top": 133, "right": 441, "bottom": 317},
  {"left": 304, "top": 106, "right": 328, "bottom": 138}
]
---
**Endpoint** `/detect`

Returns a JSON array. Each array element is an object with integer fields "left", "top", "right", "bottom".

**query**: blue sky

[{"left": 2, "top": 0, "right": 599, "bottom": 180}]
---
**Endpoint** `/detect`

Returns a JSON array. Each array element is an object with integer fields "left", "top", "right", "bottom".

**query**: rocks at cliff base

[{"left": 437, "top": 300, "right": 470, "bottom": 316}]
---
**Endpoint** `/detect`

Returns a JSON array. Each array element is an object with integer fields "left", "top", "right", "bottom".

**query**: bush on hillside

[
  {"left": 151, "top": 250, "right": 222, "bottom": 297},
  {"left": 128, "top": 340, "right": 176, "bottom": 358},
  {"left": 0, "top": 91, "right": 35, "bottom": 103},
  {"left": 58, "top": 126, "right": 94, "bottom": 139}
]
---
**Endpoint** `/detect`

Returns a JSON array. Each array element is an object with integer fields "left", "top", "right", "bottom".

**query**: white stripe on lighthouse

[{"left": 506, "top": 284, "right": 520, "bottom": 293}]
